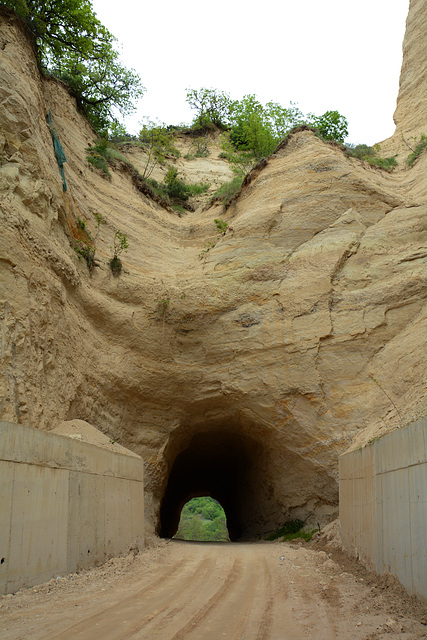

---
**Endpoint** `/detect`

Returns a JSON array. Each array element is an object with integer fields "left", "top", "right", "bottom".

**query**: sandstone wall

[
  {"left": 0, "top": 421, "right": 144, "bottom": 595},
  {"left": 0, "top": 4, "right": 426, "bottom": 537},
  {"left": 339, "top": 417, "right": 427, "bottom": 601}
]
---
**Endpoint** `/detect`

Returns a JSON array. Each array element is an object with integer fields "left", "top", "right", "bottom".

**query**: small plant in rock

[
  {"left": 407, "top": 134, "right": 427, "bottom": 167},
  {"left": 199, "top": 240, "right": 217, "bottom": 259},
  {"left": 214, "top": 218, "right": 228, "bottom": 235},
  {"left": 199, "top": 219, "right": 229, "bottom": 259},
  {"left": 74, "top": 211, "right": 105, "bottom": 272},
  {"left": 157, "top": 298, "right": 170, "bottom": 316},
  {"left": 110, "top": 230, "right": 129, "bottom": 276}
]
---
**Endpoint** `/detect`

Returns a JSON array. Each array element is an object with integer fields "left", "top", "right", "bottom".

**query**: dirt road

[{"left": 1, "top": 539, "right": 426, "bottom": 640}]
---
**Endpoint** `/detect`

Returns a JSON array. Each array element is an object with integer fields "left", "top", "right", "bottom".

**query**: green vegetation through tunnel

[{"left": 173, "top": 497, "right": 230, "bottom": 542}]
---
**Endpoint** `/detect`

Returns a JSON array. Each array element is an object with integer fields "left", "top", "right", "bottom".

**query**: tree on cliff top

[
  {"left": 1, "top": 0, "right": 144, "bottom": 133},
  {"left": 186, "top": 88, "right": 348, "bottom": 165}
]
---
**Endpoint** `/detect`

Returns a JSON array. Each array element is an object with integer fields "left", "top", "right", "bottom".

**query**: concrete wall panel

[
  {"left": 409, "top": 462, "right": 427, "bottom": 597},
  {"left": 0, "top": 421, "right": 144, "bottom": 595},
  {"left": 340, "top": 417, "right": 427, "bottom": 601},
  {"left": 6, "top": 463, "right": 69, "bottom": 593}
]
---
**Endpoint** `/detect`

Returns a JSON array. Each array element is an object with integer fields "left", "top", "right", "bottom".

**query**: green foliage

[
  {"left": 174, "top": 497, "right": 230, "bottom": 542},
  {"left": 138, "top": 119, "right": 180, "bottom": 179},
  {"left": 156, "top": 167, "right": 209, "bottom": 204},
  {"left": 228, "top": 95, "right": 278, "bottom": 160},
  {"left": 199, "top": 218, "right": 230, "bottom": 259},
  {"left": 211, "top": 174, "right": 244, "bottom": 206},
  {"left": 164, "top": 166, "right": 190, "bottom": 202},
  {"left": 186, "top": 87, "right": 232, "bottom": 129},
  {"left": 368, "top": 155, "right": 397, "bottom": 170},
  {"left": 219, "top": 134, "right": 255, "bottom": 175},
  {"left": 345, "top": 143, "right": 397, "bottom": 171},
  {"left": 186, "top": 88, "right": 348, "bottom": 168},
  {"left": 214, "top": 218, "right": 228, "bottom": 235},
  {"left": 186, "top": 181, "right": 210, "bottom": 196},
  {"left": 86, "top": 138, "right": 112, "bottom": 176},
  {"left": 198, "top": 240, "right": 217, "bottom": 259},
  {"left": 86, "top": 138, "right": 137, "bottom": 177},
  {"left": 407, "top": 134, "right": 427, "bottom": 167},
  {"left": 74, "top": 210, "right": 105, "bottom": 271},
  {"left": 145, "top": 177, "right": 169, "bottom": 200},
  {"left": 2, "top": 0, "right": 144, "bottom": 134},
  {"left": 282, "top": 528, "right": 317, "bottom": 542},
  {"left": 307, "top": 110, "right": 348, "bottom": 143},
  {"left": 266, "top": 519, "right": 305, "bottom": 541},
  {"left": 109, "top": 229, "right": 128, "bottom": 276}
]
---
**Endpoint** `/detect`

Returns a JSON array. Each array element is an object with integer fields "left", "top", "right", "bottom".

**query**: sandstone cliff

[{"left": 0, "top": 2, "right": 425, "bottom": 539}]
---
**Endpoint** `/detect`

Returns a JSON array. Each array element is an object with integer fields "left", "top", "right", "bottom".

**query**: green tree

[
  {"left": 264, "top": 100, "right": 305, "bottom": 138},
  {"left": 186, "top": 87, "right": 232, "bottom": 129},
  {"left": 2, "top": 0, "right": 144, "bottom": 133},
  {"left": 308, "top": 110, "right": 348, "bottom": 143},
  {"left": 138, "top": 119, "right": 180, "bottom": 179},
  {"left": 228, "top": 94, "right": 275, "bottom": 159}
]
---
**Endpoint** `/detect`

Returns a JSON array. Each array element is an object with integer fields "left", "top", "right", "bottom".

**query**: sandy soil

[{"left": 1, "top": 538, "right": 426, "bottom": 640}]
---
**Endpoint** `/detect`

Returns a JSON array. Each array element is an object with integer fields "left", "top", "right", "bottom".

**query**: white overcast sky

[{"left": 91, "top": 0, "right": 409, "bottom": 145}]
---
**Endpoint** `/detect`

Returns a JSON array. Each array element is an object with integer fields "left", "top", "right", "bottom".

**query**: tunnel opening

[
  {"left": 157, "top": 413, "right": 340, "bottom": 541},
  {"left": 159, "top": 425, "right": 266, "bottom": 541},
  {"left": 173, "top": 496, "right": 230, "bottom": 542}
]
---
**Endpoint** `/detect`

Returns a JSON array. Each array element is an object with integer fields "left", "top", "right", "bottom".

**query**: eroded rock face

[{"left": 0, "top": 5, "right": 426, "bottom": 538}]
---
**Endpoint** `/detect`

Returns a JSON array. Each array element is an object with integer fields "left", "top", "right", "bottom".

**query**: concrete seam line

[
  {"left": 376, "top": 460, "right": 426, "bottom": 475},
  {"left": 0, "top": 457, "right": 144, "bottom": 482}
]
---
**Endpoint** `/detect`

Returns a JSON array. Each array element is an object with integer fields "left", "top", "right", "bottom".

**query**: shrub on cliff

[{"left": 1, "top": 0, "right": 144, "bottom": 134}]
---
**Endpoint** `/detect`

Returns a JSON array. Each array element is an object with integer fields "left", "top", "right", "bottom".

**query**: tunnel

[
  {"left": 157, "top": 413, "right": 340, "bottom": 541},
  {"left": 159, "top": 426, "right": 265, "bottom": 541}
]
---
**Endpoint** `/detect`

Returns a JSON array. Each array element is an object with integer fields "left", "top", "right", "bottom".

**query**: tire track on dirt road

[{"left": 46, "top": 549, "right": 214, "bottom": 640}]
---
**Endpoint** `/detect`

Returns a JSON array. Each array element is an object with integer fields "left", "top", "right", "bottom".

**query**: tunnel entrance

[
  {"left": 159, "top": 426, "right": 265, "bottom": 541},
  {"left": 157, "top": 415, "right": 339, "bottom": 541},
  {"left": 173, "top": 497, "right": 230, "bottom": 542}
]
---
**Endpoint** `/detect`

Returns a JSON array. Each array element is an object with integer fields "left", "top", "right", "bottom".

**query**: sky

[{"left": 91, "top": 0, "right": 409, "bottom": 145}]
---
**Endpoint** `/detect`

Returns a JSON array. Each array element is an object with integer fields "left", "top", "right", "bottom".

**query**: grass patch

[
  {"left": 283, "top": 529, "right": 317, "bottom": 542},
  {"left": 266, "top": 519, "right": 317, "bottom": 542},
  {"left": 187, "top": 181, "right": 210, "bottom": 196},
  {"left": 344, "top": 143, "right": 397, "bottom": 172},
  {"left": 368, "top": 156, "right": 397, "bottom": 170},
  {"left": 266, "top": 519, "right": 305, "bottom": 541},
  {"left": 87, "top": 152, "right": 111, "bottom": 177},
  {"left": 211, "top": 174, "right": 244, "bottom": 206}
]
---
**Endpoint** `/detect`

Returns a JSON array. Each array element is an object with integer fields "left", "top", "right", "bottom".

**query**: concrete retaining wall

[
  {"left": 0, "top": 421, "right": 144, "bottom": 595},
  {"left": 339, "top": 417, "right": 427, "bottom": 600}
]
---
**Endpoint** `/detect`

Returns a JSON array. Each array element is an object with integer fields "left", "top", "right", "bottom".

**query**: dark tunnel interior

[{"left": 159, "top": 428, "right": 263, "bottom": 541}]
